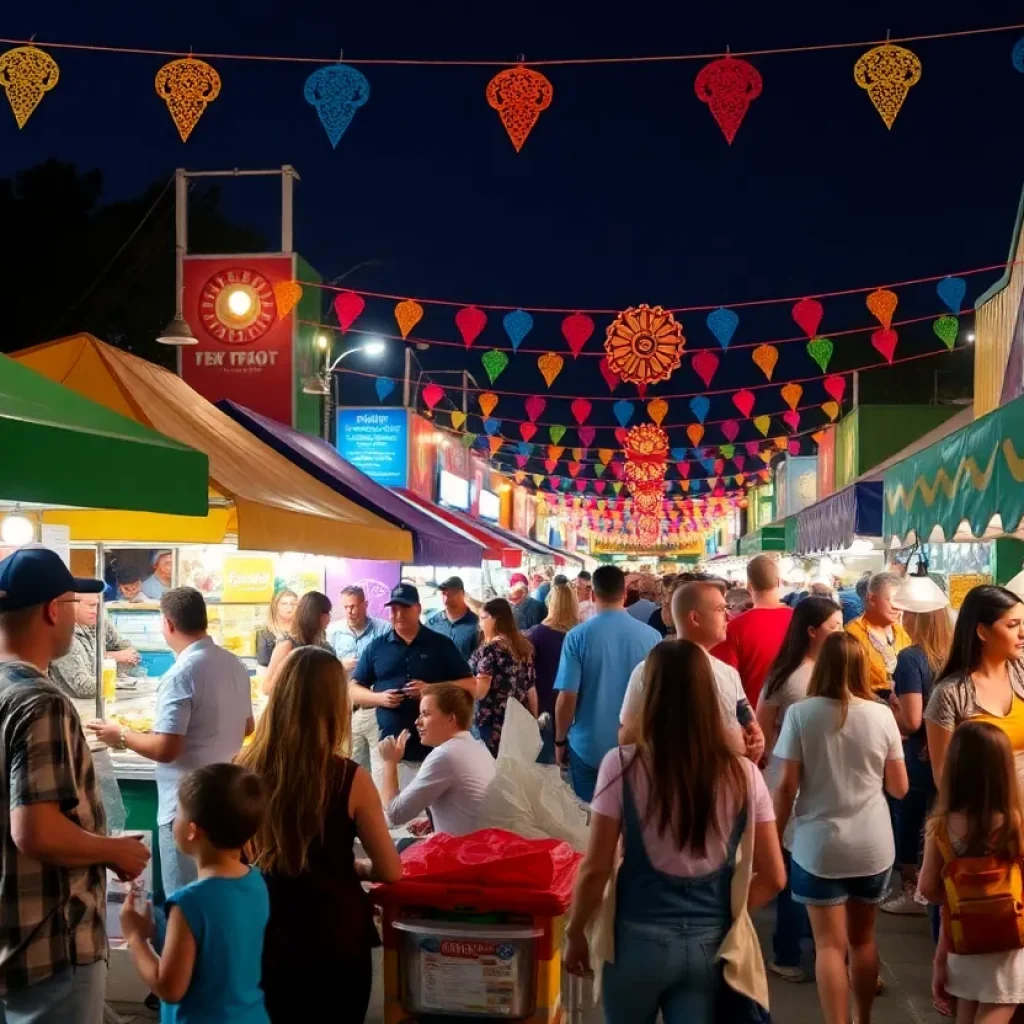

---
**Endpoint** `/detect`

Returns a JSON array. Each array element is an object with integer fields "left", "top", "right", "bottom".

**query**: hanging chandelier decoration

[
  {"left": 623, "top": 422, "right": 670, "bottom": 548},
  {"left": 604, "top": 305, "right": 686, "bottom": 386}
]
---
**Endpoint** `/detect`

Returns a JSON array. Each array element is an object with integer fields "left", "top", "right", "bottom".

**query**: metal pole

[
  {"left": 403, "top": 348, "right": 412, "bottom": 408},
  {"left": 462, "top": 371, "right": 468, "bottom": 415},
  {"left": 95, "top": 543, "right": 106, "bottom": 721},
  {"left": 173, "top": 169, "right": 188, "bottom": 378},
  {"left": 281, "top": 165, "right": 295, "bottom": 252},
  {"left": 852, "top": 369, "right": 860, "bottom": 409}
]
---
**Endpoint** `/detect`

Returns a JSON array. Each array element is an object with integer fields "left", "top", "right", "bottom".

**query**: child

[
  {"left": 120, "top": 763, "right": 270, "bottom": 1023},
  {"left": 920, "top": 721, "right": 1024, "bottom": 1024}
]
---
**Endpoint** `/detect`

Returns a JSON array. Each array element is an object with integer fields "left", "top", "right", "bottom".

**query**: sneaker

[
  {"left": 880, "top": 884, "right": 927, "bottom": 916},
  {"left": 768, "top": 962, "right": 807, "bottom": 983}
]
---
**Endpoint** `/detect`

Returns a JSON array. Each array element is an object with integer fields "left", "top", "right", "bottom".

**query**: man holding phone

[{"left": 349, "top": 584, "right": 477, "bottom": 789}]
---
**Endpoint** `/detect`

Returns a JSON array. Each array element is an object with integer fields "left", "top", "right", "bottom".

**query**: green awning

[
  {"left": 884, "top": 394, "right": 1024, "bottom": 545},
  {"left": 0, "top": 354, "right": 209, "bottom": 515},
  {"left": 738, "top": 524, "right": 787, "bottom": 555}
]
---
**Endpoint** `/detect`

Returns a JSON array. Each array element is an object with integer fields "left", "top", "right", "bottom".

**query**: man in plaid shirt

[{"left": 0, "top": 548, "right": 149, "bottom": 1022}]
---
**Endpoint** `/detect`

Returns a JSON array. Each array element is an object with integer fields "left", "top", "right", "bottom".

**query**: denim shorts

[{"left": 789, "top": 859, "right": 891, "bottom": 907}]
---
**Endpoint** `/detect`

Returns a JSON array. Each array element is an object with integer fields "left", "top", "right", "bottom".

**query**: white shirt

[
  {"left": 774, "top": 695, "right": 904, "bottom": 878},
  {"left": 152, "top": 636, "right": 253, "bottom": 826},
  {"left": 386, "top": 731, "right": 496, "bottom": 836},
  {"left": 620, "top": 650, "right": 744, "bottom": 732},
  {"left": 577, "top": 600, "right": 597, "bottom": 622}
]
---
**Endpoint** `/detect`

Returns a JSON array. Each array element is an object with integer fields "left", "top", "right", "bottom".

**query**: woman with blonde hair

[
  {"left": 239, "top": 646, "right": 400, "bottom": 1023},
  {"left": 774, "top": 632, "right": 909, "bottom": 1024},
  {"left": 256, "top": 588, "right": 297, "bottom": 667},
  {"left": 470, "top": 597, "right": 539, "bottom": 755},
  {"left": 527, "top": 580, "right": 578, "bottom": 762},
  {"left": 564, "top": 640, "right": 785, "bottom": 1022},
  {"left": 261, "top": 590, "right": 334, "bottom": 694}
]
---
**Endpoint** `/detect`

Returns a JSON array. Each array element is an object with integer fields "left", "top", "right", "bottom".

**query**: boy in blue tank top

[{"left": 120, "top": 763, "right": 270, "bottom": 1024}]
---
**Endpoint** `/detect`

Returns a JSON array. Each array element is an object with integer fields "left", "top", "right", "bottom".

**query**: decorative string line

[
  {"left": 332, "top": 303, "right": 975, "bottom": 359},
  {"left": 302, "top": 258, "right": 1016, "bottom": 315},
  {"left": 3, "top": 21, "right": 1022, "bottom": 67},
  {"left": 334, "top": 339, "right": 958, "bottom": 402}
]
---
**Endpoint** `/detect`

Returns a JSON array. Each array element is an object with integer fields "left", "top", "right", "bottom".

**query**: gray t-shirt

[{"left": 774, "top": 695, "right": 903, "bottom": 878}]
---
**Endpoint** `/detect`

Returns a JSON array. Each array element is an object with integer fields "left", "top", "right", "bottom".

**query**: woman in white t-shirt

[
  {"left": 563, "top": 640, "right": 785, "bottom": 1024},
  {"left": 774, "top": 632, "right": 908, "bottom": 1024},
  {"left": 755, "top": 595, "right": 843, "bottom": 982}
]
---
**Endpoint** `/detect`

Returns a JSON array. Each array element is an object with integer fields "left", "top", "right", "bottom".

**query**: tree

[{"left": 0, "top": 160, "right": 266, "bottom": 368}]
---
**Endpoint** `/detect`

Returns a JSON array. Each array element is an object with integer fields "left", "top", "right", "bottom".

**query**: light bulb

[
  {"left": 226, "top": 289, "right": 252, "bottom": 317},
  {"left": 1, "top": 514, "right": 35, "bottom": 546}
]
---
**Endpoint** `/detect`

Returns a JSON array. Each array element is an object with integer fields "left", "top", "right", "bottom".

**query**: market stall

[{"left": 884, "top": 393, "right": 1024, "bottom": 601}]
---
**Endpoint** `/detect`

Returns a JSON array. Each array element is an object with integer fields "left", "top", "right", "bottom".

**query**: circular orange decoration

[
  {"left": 604, "top": 304, "right": 685, "bottom": 385},
  {"left": 199, "top": 267, "right": 276, "bottom": 345}
]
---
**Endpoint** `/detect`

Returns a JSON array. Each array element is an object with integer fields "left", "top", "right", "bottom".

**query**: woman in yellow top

[
  {"left": 925, "top": 585, "right": 1024, "bottom": 792},
  {"left": 845, "top": 572, "right": 911, "bottom": 697}
]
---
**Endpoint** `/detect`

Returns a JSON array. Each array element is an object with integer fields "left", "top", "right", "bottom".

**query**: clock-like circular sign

[{"left": 198, "top": 267, "right": 278, "bottom": 344}]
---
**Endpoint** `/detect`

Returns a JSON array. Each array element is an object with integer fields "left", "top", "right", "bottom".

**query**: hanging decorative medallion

[
  {"left": 853, "top": 43, "right": 922, "bottom": 129},
  {"left": 604, "top": 304, "right": 686, "bottom": 385},
  {"left": 0, "top": 45, "right": 59, "bottom": 128},
  {"left": 485, "top": 65, "right": 554, "bottom": 152},
  {"left": 303, "top": 64, "right": 370, "bottom": 147},
  {"left": 155, "top": 57, "right": 222, "bottom": 141},
  {"left": 694, "top": 55, "right": 763, "bottom": 144}
]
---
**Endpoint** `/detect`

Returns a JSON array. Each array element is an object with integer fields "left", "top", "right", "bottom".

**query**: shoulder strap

[{"left": 932, "top": 820, "right": 955, "bottom": 864}]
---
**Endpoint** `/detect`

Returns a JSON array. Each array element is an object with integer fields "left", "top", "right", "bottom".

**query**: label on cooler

[{"left": 418, "top": 938, "right": 519, "bottom": 1015}]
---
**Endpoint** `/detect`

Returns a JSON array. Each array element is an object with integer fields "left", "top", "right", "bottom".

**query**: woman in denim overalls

[{"left": 564, "top": 640, "right": 786, "bottom": 1023}]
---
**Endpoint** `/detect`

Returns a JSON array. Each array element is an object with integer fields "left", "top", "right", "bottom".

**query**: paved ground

[{"left": 111, "top": 905, "right": 944, "bottom": 1023}]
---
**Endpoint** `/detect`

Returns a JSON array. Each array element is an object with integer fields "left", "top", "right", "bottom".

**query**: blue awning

[{"left": 794, "top": 481, "right": 883, "bottom": 555}]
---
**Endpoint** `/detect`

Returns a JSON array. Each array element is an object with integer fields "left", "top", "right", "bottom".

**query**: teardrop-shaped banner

[
  {"left": 334, "top": 290, "right": 365, "bottom": 332},
  {"left": 598, "top": 357, "right": 620, "bottom": 393},
  {"left": 871, "top": 329, "right": 898, "bottom": 363},
  {"left": 792, "top": 298, "right": 823, "bottom": 339},
  {"left": 866, "top": 288, "right": 898, "bottom": 330},
  {"left": 478, "top": 392, "right": 499, "bottom": 418},
  {"left": 456, "top": 306, "right": 488, "bottom": 348},
  {"left": 488, "top": 436, "right": 503, "bottom": 456},
  {"left": 937, "top": 276, "right": 967, "bottom": 315},
  {"left": 549, "top": 425, "right": 567, "bottom": 445},
  {"left": 537, "top": 352, "right": 563, "bottom": 387},
  {"left": 482, "top": 349, "right": 510, "bottom": 384},
  {"left": 524, "top": 395, "right": 545, "bottom": 422},
  {"left": 689, "top": 395, "right": 710, "bottom": 424},
  {"left": 520, "top": 422, "right": 537, "bottom": 442},
  {"left": 822, "top": 401, "right": 840, "bottom": 422},
  {"left": 706, "top": 307, "right": 739, "bottom": 349},
  {"left": 451, "top": 411, "right": 467, "bottom": 430},
  {"left": 687, "top": 424, "right": 705, "bottom": 447},
  {"left": 570, "top": 398, "right": 592, "bottom": 425},
  {"left": 692, "top": 350, "right": 720, "bottom": 387},
  {"left": 613, "top": 400, "right": 634, "bottom": 428},
  {"left": 503, "top": 308, "right": 534, "bottom": 351},
  {"left": 752, "top": 344, "right": 779, "bottom": 381},
  {"left": 933, "top": 315, "right": 959, "bottom": 350},
  {"left": 807, "top": 337, "right": 833, "bottom": 372},
  {"left": 598, "top": 448, "right": 614, "bottom": 465},
  {"left": 375, "top": 377, "right": 395, "bottom": 402},
  {"left": 561, "top": 313, "right": 594, "bottom": 357},
  {"left": 422, "top": 383, "right": 444, "bottom": 410},
  {"left": 274, "top": 280, "right": 302, "bottom": 318},
  {"left": 783, "top": 410, "right": 801, "bottom": 432},
  {"left": 547, "top": 446, "right": 565, "bottom": 462},
  {"left": 732, "top": 390, "right": 756, "bottom": 418},
  {"left": 394, "top": 298, "right": 424, "bottom": 339},
  {"left": 647, "top": 398, "right": 668, "bottom": 426},
  {"left": 462, "top": 433, "right": 477, "bottom": 448},
  {"left": 823, "top": 375, "right": 847, "bottom": 403},
  {"left": 721, "top": 420, "right": 740, "bottom": 442},
  {"left": 780, "top": 382, "right": 803, "bottom": 411},
  {"left": 578, "top": 426, "right": 596, "bottom": 447},
  {"left": 753, "top": 415, "right": 771, "bottom": 436}
]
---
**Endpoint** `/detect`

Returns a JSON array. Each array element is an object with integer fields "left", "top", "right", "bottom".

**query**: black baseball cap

[
  {"left": 385, "top": 583, "right": 420, "bottom": 608},
  {"left": 437, "top": 576, "right": 465, "bottom": 592},
  {"left": 0, "top": 547, "right": 105, "bottom": 613}
]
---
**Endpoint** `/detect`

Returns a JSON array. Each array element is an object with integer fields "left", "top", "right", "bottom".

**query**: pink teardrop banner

[
  {"left": 578, "top": 426, "right": 597, "bottom": 447},
  {"left": 570, "top": 398, "right": 592, "bottom": 425},
  {"left": 561, "top": 313, "right": 595, "bottom": 357},
  {"left": 598, "top": 357, "right": 620, "bottom": 393},
  {"left": 692, "top": 350, "right": 720, "bottom": 387},
  {"left": 455, "top": 306, "right": 488, "bottom": 349},
  {"left": 823, "top": 375, "right": 847, "bottom": 403},
  {"left": 422, "top": 383, "right": 444, "bottom": 410},
  {"left": 732, "top": 390, "right": 756, "bottom": 419},
  {"left": 791, "top": 298, "right": 823, "bottom": 339},
  {"left": 519, "top": 422, "right": 537, "bottom": 442},
  {"left": 721, "top": 419, "right": 740, "bottom": 442},
  {"left": 334, "top": 290, "right": 365, "bottom": 332}
]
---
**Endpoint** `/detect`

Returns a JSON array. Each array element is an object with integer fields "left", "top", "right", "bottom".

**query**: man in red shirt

[{"left": 712, "top": 554, "right": 793, "bottom": 707}]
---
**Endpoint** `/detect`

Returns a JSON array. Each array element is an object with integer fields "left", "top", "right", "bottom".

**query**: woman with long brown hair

[
  {"left": 256, "top": 588, "right": 297, "bottom": 667},
  {"left": 563, "top": 640, "right": 785, "bottom": 1023},
  {"left": 239, "top": 646, "right": 400, "bottom": 1023},
  {"left": 469, "top": 597, "right": 538, "bottom": 756},
  {"left": 774, "top": 632, "right": 909, "bottom": 1024},
  {"left": 261, "top": 590, "right": 334, "bottom": 695}
]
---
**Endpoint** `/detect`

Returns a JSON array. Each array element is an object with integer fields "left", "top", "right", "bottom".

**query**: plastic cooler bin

[{"left": 372, "top": 829, "right": 581, "bottom": 1023}]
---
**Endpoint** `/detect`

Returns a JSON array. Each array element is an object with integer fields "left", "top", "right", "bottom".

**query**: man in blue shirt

[
  {"left": 554, "top": 565, "right": 660, "bottom": 802},
  {"left": 425, "top": 576, "right": 480, "bottom": 660},
  {"left": 350, "top": 584, "right": 476, "bottom": 786},
  {"left": 327, "top": 585, "right": 390, "bottom": 783}
]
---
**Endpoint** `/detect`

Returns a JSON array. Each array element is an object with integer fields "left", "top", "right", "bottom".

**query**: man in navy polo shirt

[
  {"left": 350, "top": 584, "right": 476, "bottom": 787},
  {"left": 425, "top": 576, "right": 480, "bottom": 660}
]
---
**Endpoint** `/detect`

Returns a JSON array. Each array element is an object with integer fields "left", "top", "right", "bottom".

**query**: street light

[{"left": 303, "top": 338, "right": 387, "bottom": 440}]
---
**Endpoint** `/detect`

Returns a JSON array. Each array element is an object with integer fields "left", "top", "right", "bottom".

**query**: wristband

[
  {"left": 554, "top": 738, "right": 568, "bottom": 748},
  {"left": 118, "top": 727, "right": 128, "bottom": 752}
]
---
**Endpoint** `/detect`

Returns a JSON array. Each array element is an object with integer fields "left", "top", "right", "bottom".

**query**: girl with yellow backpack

[{"left": 920, "top": 721, "right": 1024, "bottom": 1023}]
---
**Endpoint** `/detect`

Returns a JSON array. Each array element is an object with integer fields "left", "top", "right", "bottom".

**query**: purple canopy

[{"left": 218, "top": 401, "right": 484, "bottom": 567}]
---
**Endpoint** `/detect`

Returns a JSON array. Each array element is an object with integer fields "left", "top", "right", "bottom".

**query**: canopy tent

[
  {"left": 217, "top": 400, "right": 485, "bottom": 567},
  {"left": 0, "top": 354, "right": 208, "bottom": 515},
  {"left": 11, "top": 335, "right": 412, "bottom": 560},
  {"left": 884, "top": 394, "right": 1024, "bottom": 547},
  {"left": 794, "top": 483, "right": 882, "bottom": 555},
  {"left": 397, "top": 490, "right": 526, "bottom": 565}
]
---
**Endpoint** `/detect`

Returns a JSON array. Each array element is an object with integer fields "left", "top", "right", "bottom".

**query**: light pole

[{"left": 303, "top": 336, "right": 387, "bottom": 442}]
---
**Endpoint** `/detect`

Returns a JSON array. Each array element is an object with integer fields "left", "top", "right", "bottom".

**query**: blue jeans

[
  {"left": 567, "top": 747, "right": 599, "bottom": 802},
  {"left": 2, "top": 961, "right": 107, "bottom": 1024},
  {"left": 790, "top": 860, "right": 891, "bottom": 906},
  {"left": 774, "top": 849, "right": 812, "bottom": 968},
  {"left": 898, "top": 747, "right": 936, "bottom": 867},
  {"left": 158, "top": 822, "right": 197, "bottom": 899},
  {"left": 603, "top": 918, "right": 727, "bottom": 1023}
]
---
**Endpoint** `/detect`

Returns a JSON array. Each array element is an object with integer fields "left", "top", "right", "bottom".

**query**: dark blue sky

[{"left": 3, "top": 1, "right": 1022, "bottom": 475}]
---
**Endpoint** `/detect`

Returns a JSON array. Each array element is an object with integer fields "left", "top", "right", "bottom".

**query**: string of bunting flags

[{"left": 2, "top": 23, "right": 1024, "bottom": 145}]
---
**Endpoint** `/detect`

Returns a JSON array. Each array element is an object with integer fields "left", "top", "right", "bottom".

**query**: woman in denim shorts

[{"left": 775, "top": 633, "right": 908, "bottom": 1024}]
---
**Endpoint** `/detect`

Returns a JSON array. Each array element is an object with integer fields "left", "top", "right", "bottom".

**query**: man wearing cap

[
  {"left": 140, "top": 550, "right": 173, "bottom": 601},
  {"left": 0, "top": 548, "right": 150, "bottom": 1019},
  {"left": 326, "top": 585, "right": 390, "bottom": 784},
  {"left": 425, "top": 577, "right": 480, "bottom": 661},
  {"left": 508, "top": 573, "right": 546, "bottom": 632},
  {"left": 350, "top": 584, "right": 477, "bottom": 786}
]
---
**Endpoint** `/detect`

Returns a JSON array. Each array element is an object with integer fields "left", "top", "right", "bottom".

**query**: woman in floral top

[{"left": 470, "top": 598, "right": 539, "bottom": 756}]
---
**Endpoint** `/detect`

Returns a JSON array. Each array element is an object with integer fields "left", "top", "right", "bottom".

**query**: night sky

[{"left": 3, "top": 0, "right": 1023, "bottom": 477}]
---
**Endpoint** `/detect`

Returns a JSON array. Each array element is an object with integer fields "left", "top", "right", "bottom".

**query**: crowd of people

[{"left": 3, "top": 542, "right": 1024, "bottom": 1024}]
